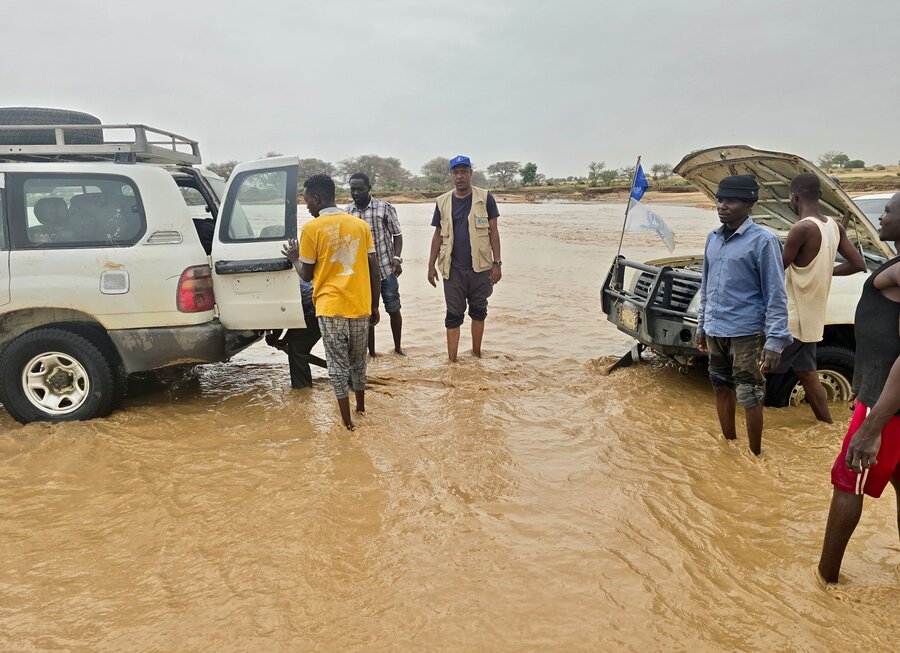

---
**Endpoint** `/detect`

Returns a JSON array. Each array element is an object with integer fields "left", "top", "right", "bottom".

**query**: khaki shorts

[{"left": 706, "top": 334, "right": 765, "bottom": 407}]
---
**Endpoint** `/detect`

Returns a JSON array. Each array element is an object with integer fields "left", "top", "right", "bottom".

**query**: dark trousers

[{"left": 285, "top": 320, "right": 322, "bottom": 389}]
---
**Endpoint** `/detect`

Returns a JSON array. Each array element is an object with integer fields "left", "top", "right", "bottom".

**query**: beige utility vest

[
  {"left": 786, "top": 216, "right": 840, "bottom": 342},
  {"left": 435, "top": 186, "right": 493, "bottom": 279}
]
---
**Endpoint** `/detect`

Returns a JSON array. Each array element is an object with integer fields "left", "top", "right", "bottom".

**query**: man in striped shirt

[{"left": 347, "top": 172, "right": 405, "bottom": 356}]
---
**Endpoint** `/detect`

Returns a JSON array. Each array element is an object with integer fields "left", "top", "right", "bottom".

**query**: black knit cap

[{"left": 716, "top": 174, "right": 758, "bottom": 202}]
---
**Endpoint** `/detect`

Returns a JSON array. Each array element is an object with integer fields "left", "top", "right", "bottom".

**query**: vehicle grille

[{"left": 633, "top": 271, "right": 701, "bottom": 312}]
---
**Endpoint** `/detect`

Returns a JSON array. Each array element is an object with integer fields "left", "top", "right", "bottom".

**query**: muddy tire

[
  {"left": 765, "top": 344, "right": 854, "bottom": 408},
  {"left": 0, "top": 107, "right": 102, "bottom": 145},
  {"left": 0, "top": 328, "right": 125, "bottom": 424}
]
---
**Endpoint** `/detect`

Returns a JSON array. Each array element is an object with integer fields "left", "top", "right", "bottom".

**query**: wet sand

[{"left": 1, "top": 203, "right": 898, "bottom": 651}]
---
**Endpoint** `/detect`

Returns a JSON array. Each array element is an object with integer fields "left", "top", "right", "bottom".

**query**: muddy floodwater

[{"left": 2, "top": 203, "right": 898, "bottom": 652}]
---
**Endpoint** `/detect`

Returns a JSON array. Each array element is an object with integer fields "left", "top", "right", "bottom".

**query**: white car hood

[{"left": 673, "top": 145, "right": 893, "bottom": 260}]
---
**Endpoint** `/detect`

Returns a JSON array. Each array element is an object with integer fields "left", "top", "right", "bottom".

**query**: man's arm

[
  {"left": 759, "top": 237, "right": 792, "bottom": 370},
  {"left": 427, "top": 226, "right": 442, "bottom": 287},
  {"left": 781, "top": 222, "right": 809, "bottom": 269},
  {"left": 694, "top": 234, "right": 711, "bottom": 352},
  {"left": 282, "top": 238, "right": 315, "bottom": 282},
  {"left": 488, "top": 217, "right": 502, "bottom": 284},
  {"left": 833, "top": 223, "right": 867, "bottom": 276},
  {"left": 368, "top": 252, "right": 380, "bottom": 326}
]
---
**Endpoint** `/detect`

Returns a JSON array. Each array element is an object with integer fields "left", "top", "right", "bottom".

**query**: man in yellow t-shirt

[{"left": 289, "top": 174, "right": 380, "bottom": 430}]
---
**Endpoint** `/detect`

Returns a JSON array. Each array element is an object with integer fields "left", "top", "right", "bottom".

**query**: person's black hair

[
  {"left": 791, "top": 172, "right": 821, "bottom": 198},
  {"left": 349, "top": 172, "right": 371, "bottom": 188},
  {"left": 304, "top": 174, "right": 336, "bottom": 202}
]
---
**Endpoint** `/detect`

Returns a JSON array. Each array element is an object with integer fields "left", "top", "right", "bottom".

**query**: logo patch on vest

[{"left": 475, "top": 216, "right": 489, "bottom": 228}]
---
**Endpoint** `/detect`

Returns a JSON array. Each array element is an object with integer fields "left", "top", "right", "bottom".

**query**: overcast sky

[{"left": 5, "top": 0, "right": 898, "bottom": 179}]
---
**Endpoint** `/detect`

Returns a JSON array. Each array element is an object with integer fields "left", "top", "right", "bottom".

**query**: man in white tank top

[{"left": 777, "top": 173, "right": 866, "bottom": 422}]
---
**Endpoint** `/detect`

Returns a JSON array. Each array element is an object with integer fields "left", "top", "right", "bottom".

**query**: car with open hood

[{"left": 601, "top": 145, "right": 895, "bottom": 407}]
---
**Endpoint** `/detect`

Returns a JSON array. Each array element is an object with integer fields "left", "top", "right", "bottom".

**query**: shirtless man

[
  {"left": 817, "top": 192, "right": 900, "bottom": 585},
  {"left": 778, "top": 173, "right": 866, "bottom": 423}
]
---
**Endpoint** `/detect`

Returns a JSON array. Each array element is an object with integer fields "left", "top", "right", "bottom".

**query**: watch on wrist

[
  {"left": 493, "top": 260, "right": 502, "bottom": 267},
  {"left": 393, "top": 256, "right": 403, "bottom": 264}
]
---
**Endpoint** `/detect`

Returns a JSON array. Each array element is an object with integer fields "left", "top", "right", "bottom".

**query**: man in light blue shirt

[{"left": 693, "top": 174, "right": 792, "bottom": 455}]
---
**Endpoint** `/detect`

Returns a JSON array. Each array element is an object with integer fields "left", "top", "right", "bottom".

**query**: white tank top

[{"left": 786, "top": 216, "right": 840, "bottom": 342}]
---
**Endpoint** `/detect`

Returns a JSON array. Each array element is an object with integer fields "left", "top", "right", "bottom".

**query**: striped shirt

[{"left": 346, "top": 197, "right": 401, "bottom": 280}]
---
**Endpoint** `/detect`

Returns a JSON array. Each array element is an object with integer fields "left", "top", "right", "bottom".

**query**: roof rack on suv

[{"left": 0, "top": 123, "right": 201, "bottom": 165}]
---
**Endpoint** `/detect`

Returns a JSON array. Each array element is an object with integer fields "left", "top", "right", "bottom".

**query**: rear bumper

[
  {"left": 601, "top": 256, "right": 702, "bottom": 358},
  {"left": 109, "top": 321, "right": 260, "bottom": 373}
]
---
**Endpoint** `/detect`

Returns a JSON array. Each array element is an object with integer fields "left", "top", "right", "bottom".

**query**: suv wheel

[
  {"left": 0, "top": 328, "right": 125, "bottom": 424},
  {"left": 766, "top": 344, "right": 854, "bottom": 408}
]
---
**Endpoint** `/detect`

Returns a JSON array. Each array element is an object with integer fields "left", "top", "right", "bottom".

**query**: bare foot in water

[
  {"left": 812, "top": 564, "right": 837, "bottom": 591},
  {"left": 394, "top": 347, "right": 407, "bottom": 356}
]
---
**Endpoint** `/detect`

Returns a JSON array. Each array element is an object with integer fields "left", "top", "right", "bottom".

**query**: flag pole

[{"left": 611, "top": 155, "right": 642, "bottom": 288}]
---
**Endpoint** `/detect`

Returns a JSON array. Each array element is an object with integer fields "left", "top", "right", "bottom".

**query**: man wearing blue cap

[
  {"left": 427, "top": 155, "right": 502, "bottom": 362},
  {"left": 693, "top": 174, "right": 792, "bottom": 455}
]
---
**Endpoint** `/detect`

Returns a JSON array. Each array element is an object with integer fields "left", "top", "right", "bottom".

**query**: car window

[
  {"left": 221, "top": 169, "right": 289, "bottom": 241},
  {"left": 14, "top": 175, "right": 146, "bottom": 248},
  {"left": 178, "top": 184, "right": 213, "bottom": 220}
]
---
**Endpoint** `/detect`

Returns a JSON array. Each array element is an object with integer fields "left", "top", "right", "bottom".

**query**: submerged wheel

[
  {"left": 766, "top": 344, "right": 855, "bottom": 408},
  {"left": 0, "top": 328, "right": 125, "bottom": 424}
]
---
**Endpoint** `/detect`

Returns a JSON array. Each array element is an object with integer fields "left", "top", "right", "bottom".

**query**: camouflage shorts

[{"left": 706, "top": 334, "right": 765, "bottom": 407}]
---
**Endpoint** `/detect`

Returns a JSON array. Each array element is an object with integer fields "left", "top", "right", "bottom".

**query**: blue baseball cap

[{"left": 449, "top": 155, "right": 471, "bottom": 170}]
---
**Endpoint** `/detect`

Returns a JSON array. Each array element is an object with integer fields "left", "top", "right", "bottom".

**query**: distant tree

[
  {"left": 588, "top": 161, "right": 605, "bottom": 184},
  {"left": 817, "top": 151, "right": 842, "bottom": 169},
  {"left": 487, "top": 161, "right": 521, "bottom": 188},
  {"left": 472, "top": 170, "right": 490, "bottom": 188},
  {"left": 598, "top": 169, "right": 619, "bottom": 186},
  {"left": 421, "top": 157, "right": 451, "bottom": 188},
  {"left": 207, "top": 160, "right": 239, "bottom": 180},
  {"left": 650, "top": 163, "right": 673, "bottom": 180},
  {"left": 534, "top": 173, "right": 546, "bottom": 185},
  {"left": 832, "top": 153, "right": 850, "bottom": 168},
  {"left": 297, "top": 158, "right": 335, "bottom": 191},
  {"left": 337, "top": 154, "right": 412, "bottom": 190},
  {"left": 845, "top": 159, "right": 866, "bottom": 169},
  {"left": 520, "top": 162, "right": 538, "bottom": 185}
]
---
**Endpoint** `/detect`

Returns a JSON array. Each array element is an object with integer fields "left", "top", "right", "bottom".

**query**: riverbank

[{"left": 340, "top": 177, "right": 897, "bottom": 209}]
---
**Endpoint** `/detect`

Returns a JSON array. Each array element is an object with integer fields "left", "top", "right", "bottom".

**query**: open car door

[{"left": 210, "top": 155, "right": 304, "bottom": 329}]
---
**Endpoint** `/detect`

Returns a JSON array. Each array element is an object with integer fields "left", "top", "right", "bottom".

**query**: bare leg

[
  {"left": 446, "top": 327, "right": 460, "bottom": 363},
  {"left": 798, "top": 371, "right": 833, "bottom": 423},
  {"left": 389, "top": 310, "right": 405, "bottom": 355},
  {"left": 368, "top": 325, "right": 377, "bottom": 358},
  {"left": 471, "top": 319, "right": 485, "bottom": 357},
  {"left": 337, "top": 396, "right": 354, "bottom": 430},
  {"left": 713, "top": 385, "right": 737, "bottom": 440},
  {"left": 355, "top": 390, "right": 365, "bottom": 414},
  {"left": 745, "top": 402, "right": 763, "bottom": 456},
  {"left": 818, "top": 487, "right": 864, "bottom": 584}
]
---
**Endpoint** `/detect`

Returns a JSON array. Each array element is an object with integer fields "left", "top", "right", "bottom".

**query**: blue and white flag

[{"left": 625, "top": 164, "right": 675, "bottom": 252}]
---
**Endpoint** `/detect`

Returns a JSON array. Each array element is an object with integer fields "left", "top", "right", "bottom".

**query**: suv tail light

[{"left": 176, "top": 265, "right": 215, "bottom": 312}]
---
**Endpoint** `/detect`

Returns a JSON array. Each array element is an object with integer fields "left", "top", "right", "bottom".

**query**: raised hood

[{"left": 673, "top": 145, "right": 893, "bottom": 260}]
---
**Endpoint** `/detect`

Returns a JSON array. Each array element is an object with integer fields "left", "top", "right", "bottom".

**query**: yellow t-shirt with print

[{"left": 299, "top": 210, "right": 375, "bottom": 318}]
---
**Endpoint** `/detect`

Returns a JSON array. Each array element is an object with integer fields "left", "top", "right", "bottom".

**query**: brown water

[{"left": 2, "top": 203, "right": 898, "bottom": 652}]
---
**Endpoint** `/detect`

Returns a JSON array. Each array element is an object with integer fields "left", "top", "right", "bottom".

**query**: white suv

[{"left": 0, "top": 108, "right": 307, "bottom": 424}]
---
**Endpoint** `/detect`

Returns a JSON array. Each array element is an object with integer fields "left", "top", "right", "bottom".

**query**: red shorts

[{"left": 831, "top": 402, "right": 900, "bottom": 498}]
